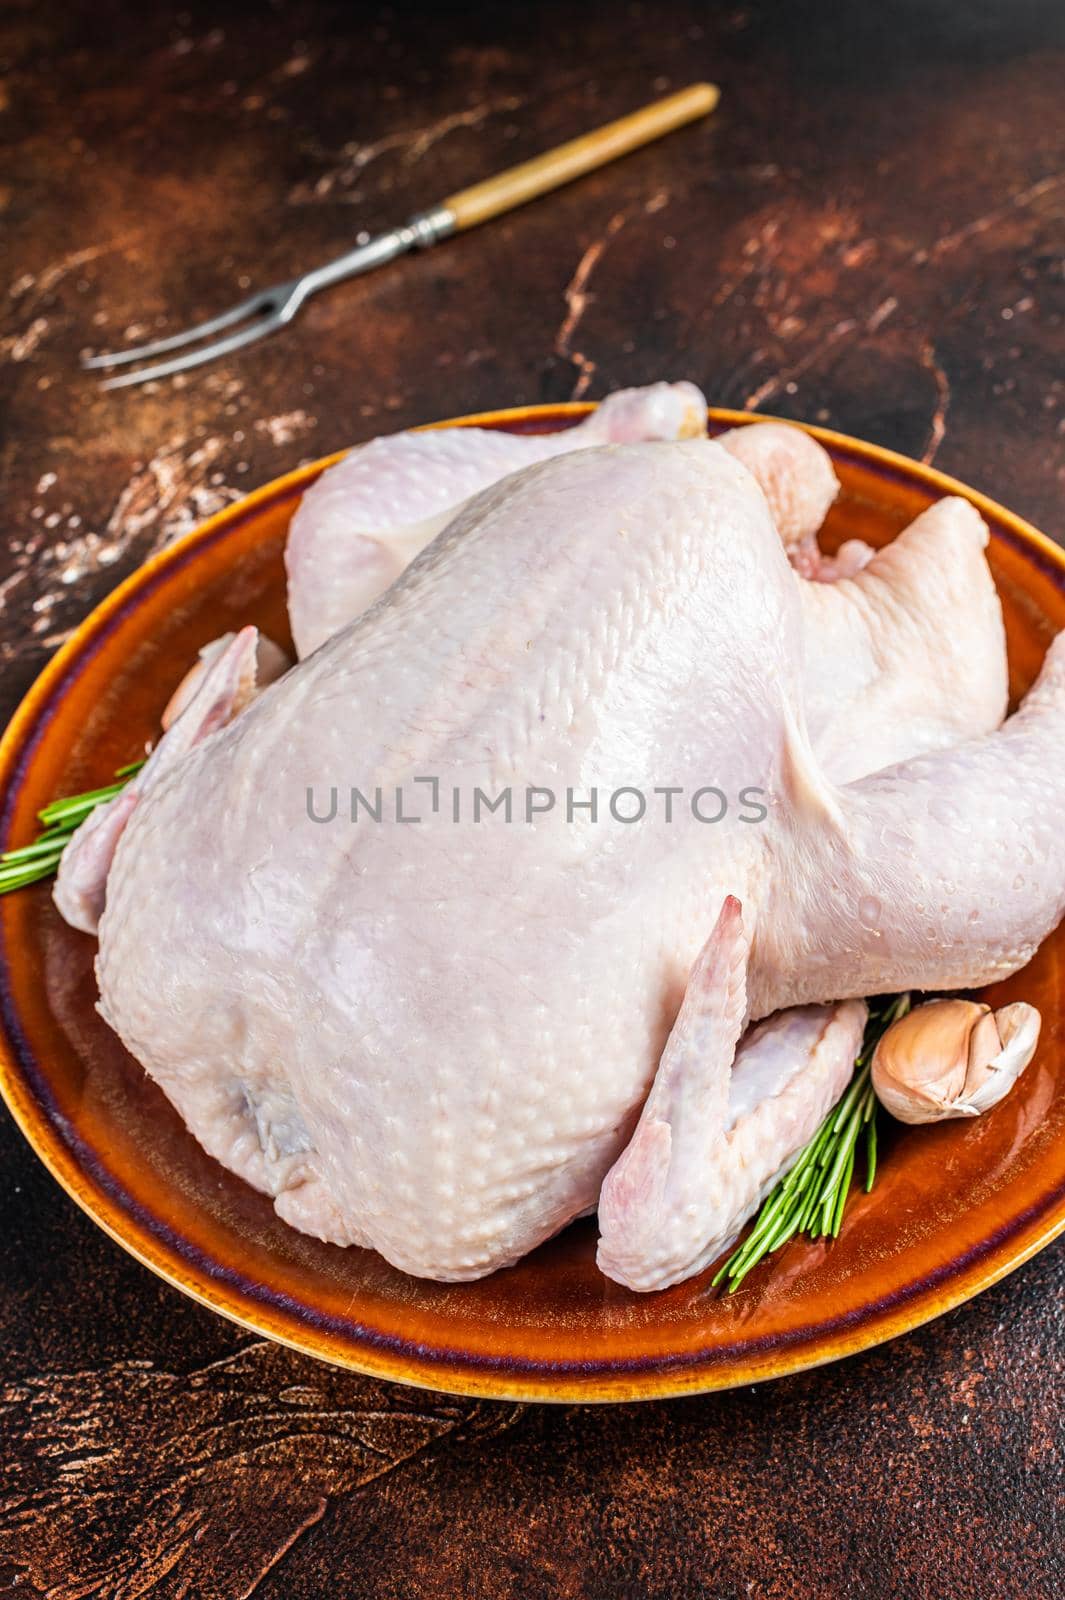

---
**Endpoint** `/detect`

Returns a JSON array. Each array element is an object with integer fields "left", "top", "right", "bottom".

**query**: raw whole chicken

[{"left": 59, "top": 429, "right": 1065, "bottom": 1291}]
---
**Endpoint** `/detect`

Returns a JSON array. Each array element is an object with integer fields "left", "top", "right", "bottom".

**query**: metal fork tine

[
  {"left": 82, "top": 287, "right": 279, "bottom": 371},
  {"left": 99, "top": 313, "right": 285, "bottom": 390}
]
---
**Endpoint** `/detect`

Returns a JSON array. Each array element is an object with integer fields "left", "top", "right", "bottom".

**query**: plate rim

[{"left": 1, "top": 402, "right": 1064, "bottom": 1403}]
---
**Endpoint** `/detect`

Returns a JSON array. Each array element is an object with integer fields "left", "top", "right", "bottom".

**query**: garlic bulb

[{"left": 871, "top": 998, "right": 1041, "bottom": 1124}]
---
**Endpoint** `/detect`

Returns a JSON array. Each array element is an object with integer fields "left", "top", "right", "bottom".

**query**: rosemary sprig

[
  {"left": 0, "top": 760, "right": 145, "bottom": 895},
  {"left": 713, "top": 992, "right": 911, "bottom": 1293}
]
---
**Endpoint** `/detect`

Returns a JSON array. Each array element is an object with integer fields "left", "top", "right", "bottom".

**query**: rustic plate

[{"left": 1, "top": 406, "right": 1063, "bottom": 1402}]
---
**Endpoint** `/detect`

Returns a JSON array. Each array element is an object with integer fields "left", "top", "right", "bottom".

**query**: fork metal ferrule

[
  {"left": 299, "top": 206, "right": 456, "bottom": 296},
  {"left": 405, "top": 205, "right": 457, "bottom": 248}
]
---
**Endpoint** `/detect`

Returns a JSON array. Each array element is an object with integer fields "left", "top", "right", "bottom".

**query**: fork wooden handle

[{"left": 442, "top": 83, "right": 719, "bottom": 232}]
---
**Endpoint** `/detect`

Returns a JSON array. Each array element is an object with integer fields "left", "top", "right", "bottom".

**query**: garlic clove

[
  {"left": 960, "top": 1001, "right": 1041, "bottom": 1116},
  {"left": 872, "top": 999, "right": 981, "bottom": 1122},
  {"left": 871, "top": 998, "right": 1041, "bottom": 1125}
]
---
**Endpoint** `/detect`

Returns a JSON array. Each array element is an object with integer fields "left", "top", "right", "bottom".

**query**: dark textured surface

[{"left": 1, "top": 1, "right": 1063, "bottom": 1594}]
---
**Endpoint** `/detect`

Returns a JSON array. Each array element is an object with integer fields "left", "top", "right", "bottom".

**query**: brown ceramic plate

[{"left": 1, "top": 406, "right": 1063, "bottom": 1402}]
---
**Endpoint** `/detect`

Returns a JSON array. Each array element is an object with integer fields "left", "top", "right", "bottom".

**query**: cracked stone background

[{"left": 0, "top": 1, "right": 1063, "bottom": 1595}]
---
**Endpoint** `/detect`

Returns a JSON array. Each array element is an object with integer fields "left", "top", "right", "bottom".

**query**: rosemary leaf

[{"left": 864, "top": 1113, "right": 878, "bottom": 1192}]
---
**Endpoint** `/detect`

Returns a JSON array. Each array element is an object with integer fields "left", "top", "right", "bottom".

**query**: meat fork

[{"left": 83, "top": 83, "right": 718, "bottom": 390}]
